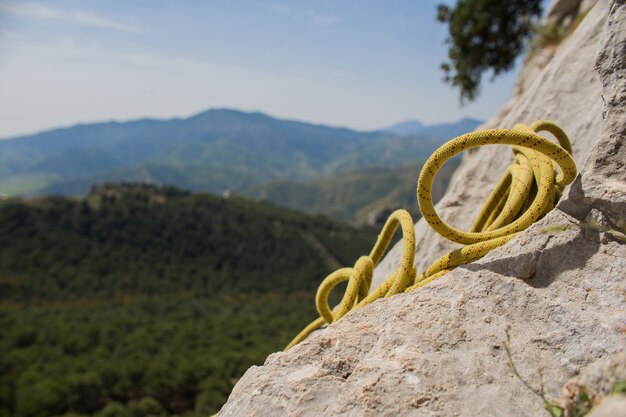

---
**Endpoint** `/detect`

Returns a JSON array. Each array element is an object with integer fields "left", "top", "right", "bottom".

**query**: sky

[{"left": 0, "top": 0, "right": 523, "bottom": 138}]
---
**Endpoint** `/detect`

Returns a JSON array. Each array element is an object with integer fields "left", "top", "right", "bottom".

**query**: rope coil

[{"left": 285, "top": 120, "right": 576, "bottom": 350}]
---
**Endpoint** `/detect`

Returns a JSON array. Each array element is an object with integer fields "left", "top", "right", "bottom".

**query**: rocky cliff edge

[{"left": 218, "top": 1, "right": 625, "bottom": 416}]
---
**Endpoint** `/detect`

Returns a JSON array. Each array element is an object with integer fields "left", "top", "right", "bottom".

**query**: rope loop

[
  {"left": 418, "top": 124, "right": 576, "bottom": 245},
  {"left": 285, "top": 121, "right": 576, "bottom": 351}
]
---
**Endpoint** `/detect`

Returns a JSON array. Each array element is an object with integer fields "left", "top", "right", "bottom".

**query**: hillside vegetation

[
  {"left": 245, "top": 159, "right": 460, "bottom": 226},
  {"left": 0, "top": 184, "right": 377, "bottom": 300},
  {"left": 0, "top": 184, "right": 377, "bottom": 417}
]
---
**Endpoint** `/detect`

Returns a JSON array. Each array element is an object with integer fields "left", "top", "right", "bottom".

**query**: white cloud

[
  {"left": 70, "top": 10, "right": 142, "bottom": 33},
  {"left": 267, "top": 3, "right": 293, "bottom": 16},
  {"left": 307, "top": 11, "right": 342, "bottom": 26},
  {"left": 0, "top": 1, "right": 142, "bottom": 33},
  {"left": 267, "top": 3, "right": 342, "bottom": 27},
  {"left": 0, "top": 29, "right": 17, "bottom": 39}
]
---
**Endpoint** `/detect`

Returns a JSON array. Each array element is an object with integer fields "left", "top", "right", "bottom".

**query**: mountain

[
  {"left": 381, "top": 120, "right": 425, "bottom": 136},
  {"left": 245, "top": 159, "right": 460, "bottom": 226},
  {"left": 0, "top": 183, "right": 378, "bottom": 416},
  {"left": 383, "top": 117, "right": 483, "bottom": 138},
  {"left": 0, "top": 109, "right": 452, "bottom": 197}
]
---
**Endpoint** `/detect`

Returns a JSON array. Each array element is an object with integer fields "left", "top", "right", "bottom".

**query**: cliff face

[{"left": 218, "top": 1, "right": 625, "bottom": 416}]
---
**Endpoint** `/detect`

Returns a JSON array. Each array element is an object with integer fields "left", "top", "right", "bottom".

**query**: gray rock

[
  {"left": 580, "top": 0, "right": 601, "bottom": 15},
  {"left": 586, "top": 396, "right": 626, "bottom": 417},
  {"left": 567, "top": 353, "right": 626, "bottom": 398},
  {"left": 558, "top": 353, "right": 626, "bottom": 416},
  {"left": 217, "top": 2, "right": 625, "bottom": 416},
  {"left": 547, "top": 0, "right": 583, "bottom": 24},
  {"left": 371, "top": 0, "right": 608, "bottom": 292}
]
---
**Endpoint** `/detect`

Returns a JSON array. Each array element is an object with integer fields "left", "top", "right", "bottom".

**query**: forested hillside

[
  {"left": 0, "top": 184, "right": 377, "bottom": 417},
  {"left": 245, "top": 159, "right": 460, "bottom": 225}
]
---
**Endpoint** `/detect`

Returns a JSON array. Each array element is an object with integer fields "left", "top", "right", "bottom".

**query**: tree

[{"left": 437, "top": 0, "right": 542, "bottom": 102}]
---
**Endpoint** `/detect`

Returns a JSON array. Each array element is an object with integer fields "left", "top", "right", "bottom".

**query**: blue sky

[{"left": 0, "top": 0, "right": 522, "bottom": 138}]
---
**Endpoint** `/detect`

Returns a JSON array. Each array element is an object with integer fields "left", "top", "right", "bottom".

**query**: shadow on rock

[{"left": 462, "top": 227, "right": 601, "bottom": 288}]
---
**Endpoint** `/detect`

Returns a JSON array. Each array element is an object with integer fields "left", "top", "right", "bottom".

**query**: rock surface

[
  {"left": 218, "top": 1, "right": 625, "bottom": 416},
  {"left": 559, "top": 352, "right": 626, "bottom": 416},
  {"left": 587, "top": 396, "right": 626, "bottom": 417}
]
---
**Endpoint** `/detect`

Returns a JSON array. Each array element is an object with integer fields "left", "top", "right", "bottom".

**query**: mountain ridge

[
  {"left": 0, "top": 108, "right": 477, "bottom": 197},
  {"left": 0, "top": 108, "right": 476, "bottom": 142},
  {"left": 382, "top": 116, "right": 483, "bottom": 137}
]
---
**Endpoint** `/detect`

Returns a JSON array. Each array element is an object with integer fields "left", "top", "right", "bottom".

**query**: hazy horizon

[
  {"left": 0, "top": 105, "right": 487, "bottom": 140},
  {"left": 0, "top": 0, "right": 520, "bottom": 138}
]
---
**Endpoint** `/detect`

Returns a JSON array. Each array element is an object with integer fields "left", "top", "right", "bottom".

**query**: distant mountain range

[
  {"left": 382, "top": 117, "right": 483, "bottom": 138},
  {"left": 0, "top": 109, "right": 482, "bottom": 198}
]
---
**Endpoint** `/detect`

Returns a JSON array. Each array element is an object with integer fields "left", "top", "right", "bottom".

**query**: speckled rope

[{"left": 284, "top": 120, "right": 575, "bottom": 351}]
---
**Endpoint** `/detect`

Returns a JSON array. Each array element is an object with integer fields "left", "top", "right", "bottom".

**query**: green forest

[
  {"left": 0, "top": 184, "right": 378, "bottom": 417},
  {"left": 245, "top": 159, "right": 459, "bottom": 226}
]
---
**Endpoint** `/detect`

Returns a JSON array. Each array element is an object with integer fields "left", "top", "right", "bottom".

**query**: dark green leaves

[{"left": 437, "top": 0, "right": 542, "bottom": 102}]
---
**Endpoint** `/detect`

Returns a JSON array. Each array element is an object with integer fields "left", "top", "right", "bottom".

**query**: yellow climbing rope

[{"left": 285, "top": 120, "right": 576, "bottom": 350}]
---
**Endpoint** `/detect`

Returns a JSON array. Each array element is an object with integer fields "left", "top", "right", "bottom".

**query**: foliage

[
  {"left": 0, "top": 184, "right": 377, "bottom": 416},
  {"left": 0, "top": 184, "right": 376, "bottom": 302},
  {"left": 436, "top": 0, "right": 542, "bottom": 102},
  {"left": 612, "top": 381, "right": 626, "bottom": 395},
  {"left": 246, "top": 160, "right": 460, "bottom": 226},
  {"left": 0, "top": 293, "right": 317, "bottom": 417}
]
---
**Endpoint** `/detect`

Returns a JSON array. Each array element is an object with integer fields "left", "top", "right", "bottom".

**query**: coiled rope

[{"left": 285, "top": 120, "right": 576, "bottom": 350}]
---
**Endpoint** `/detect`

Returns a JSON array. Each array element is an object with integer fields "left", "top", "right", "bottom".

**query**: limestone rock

[
  {"left": 571, "top": 353, "right": 626, "bottom": 400},
  {"left": 218, "top": 2, "right": 625, "bottom": 416},
  {"left": 586, "top": 396, "right": 626, "bottom": 417},
  {"left": 371, "top": 0, "right": 608, "bottom": 291},
  {"left": 548, "top": 0, "right": 584, "bottom": 25},
  {"left": 559, "top": 353, "right": 626, "bottom": 416}
]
